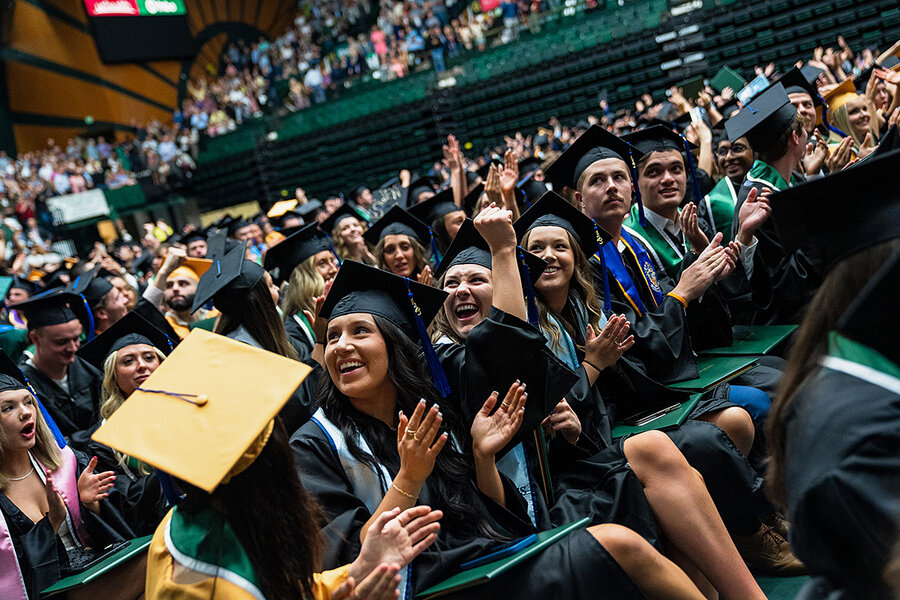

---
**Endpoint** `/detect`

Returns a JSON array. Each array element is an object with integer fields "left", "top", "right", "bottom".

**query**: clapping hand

[
  {"left": 470, "top": 380, "right": 526, "bottom": 460},
  {"left": 77, "top": 456, "right": 115, "bottom": 514},
  {"left": 680, "top": 203, "right": 710, "bottom": 253}
]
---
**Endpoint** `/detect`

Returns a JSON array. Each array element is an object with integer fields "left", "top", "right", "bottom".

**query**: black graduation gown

[
  {"left": 21, "top": 358, "right": 101, "bottom": 445},
  {"left": 291, "top": 422, "right": 643, "bottom": 599},
  {"left": 731, "top": 179, "right": 821, "bottom": 325},
  {"left": 79, "top": 423, "right": 167, "bottom": 537},
  {"left": 283, "top": 313, "right": 314, "bottom": 362},
  {"left": 785, "top": 367, "right": 900, "bottom": 600},
  {"left": 0, "top": 449, "right": 134, "bottom": 599}
]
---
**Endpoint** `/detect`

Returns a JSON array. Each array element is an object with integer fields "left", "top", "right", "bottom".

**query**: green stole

[
  {"left": 744, "top": 160, "right": 803, "bottom": 192},
  {"left": 165, "top": 506, "right": 264, "bottom": 599},
  {"left": 623, "top": 204, "right": 685, "bottom": 281},
  {"left": 821, "top": 332, "right": 900, "bottom": 394},
  {"left": 702, "top": 177, "right": 738, "bottom": 240}
]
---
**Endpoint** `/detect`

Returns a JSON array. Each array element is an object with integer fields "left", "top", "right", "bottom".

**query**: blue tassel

[
  {"left": 594, "top": 225, "right": 612, "bottom": 313},
  {"left": 428, "top": 227, "right": 443, "bottom": 264},
  {"left": 683, "top": 136, "right": 705, "bottom": 208},
  {"left": 819, "top": 97, "right": 849, "bottom": 139},
  {"left": 156, "top": 471, "right": 182, "bottom": 505},
  {"left": 28, "top": 383, "right": 66, "bottom": 448},
  {"left": 77, "top": 294, "right": 95, "bottom": 341},
  {"left": 406, "top": 282, "right": 451, "bottom": 397},
  {"left": 628, "top": 148, "right": 647, "bottom": 227},
  {"left": 329, "top": 242, "right": 343, "bottom": 266},
  {"left": 517, "top": 248, "right": 540, "bottom": 327}
]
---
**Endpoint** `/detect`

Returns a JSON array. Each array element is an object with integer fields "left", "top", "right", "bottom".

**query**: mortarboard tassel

[
  {"left": 329, "top": 242, "right": 343, "bottom": 266},
  {"left": 156, "top": 471, "right": 183, "bottom": 505},
  {"left": 819, "top": 96, "right": 849, "bottom": 138},
  {"left": 406, "top": 282, "right": 451, "bottom": 398},
  {"left": 517, "top": 248, "right": 540, "bottom": 327},
  {"left": 628, "top": 148, "right": 648, "bottom": 228},
  {"left": 683, "top": 136, "right": 705, "bottom": 209},
  {"left": 77, "top": 295, "right": 96, "bottom": 342},
  {"left": 594, "top": 225, "right": 612, "bottom": 313},
  {"left": 428, "top": 227, "right": 443, "bottom": 265}
]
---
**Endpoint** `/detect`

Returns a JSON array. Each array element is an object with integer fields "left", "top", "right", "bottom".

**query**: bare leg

[
  {"left": 624, "top": 431, "right": 766, "bottom": 600},
  {"left": 587, "top": 523, "right": 705, "bottom": 600},
  {"left": 69, "top": 554, "right": 147, "bottom": 600},
  {"left": 696, "top": 407, "right": 755, "bottom": 456},
  {"left": 665, "top": 540, "right": 717, "bottom": 600}
]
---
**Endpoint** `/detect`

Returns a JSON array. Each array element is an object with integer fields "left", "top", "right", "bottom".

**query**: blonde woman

[
  {"left": 76, "top": 310, "right": 174, "bottom": 536},
  {"left": 824, "top": 79, "right": 880, "bottom": 159},
  {"left": 322, "top": 204, "right": 376, "bottom": 265}
]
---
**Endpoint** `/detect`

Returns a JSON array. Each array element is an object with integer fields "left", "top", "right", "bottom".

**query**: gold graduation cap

[
  {"left": 267, "top": 199, "right": 299, "bottom": 219},
  {"left": 823, "top": 78, "right": 858, "bottom": 114},
  {"left": 171, "top": 257, "right": 213, "bottom": 282},
  {"left": 92, "top": 329, "right": 312, "bottom": 492}
]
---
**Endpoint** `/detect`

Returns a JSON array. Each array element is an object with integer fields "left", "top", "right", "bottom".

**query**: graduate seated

[
  {"left": 364, "top": 206, "right": 436, "bottom": 286},
  {"left": 0, "top": 352, "right": 143, "bottom": 600},
  {"left": 767, "top": 151, "right": 900, "bottom": 600},
  {"left": 92, "top": 329, "right": 442, "bottom": 600},
  {"left": 140, "top": 248, "right": 218, "bottom": 339},
  {"left": 322, "top": 204, "right": 377, "bottom": 265},
  {"left": 292, "top": 260, "right": 724, "bottom": 600}
]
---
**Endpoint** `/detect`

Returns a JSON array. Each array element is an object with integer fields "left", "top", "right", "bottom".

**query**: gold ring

[
  {"left": 501, "top": 400, "right": 511, "bottom": 407},
  {"left": 413, "top": 433, "right": 421, "bottom": 442},
  {"left": 406, "top": 428, "right": 417, "bottom": 437}
]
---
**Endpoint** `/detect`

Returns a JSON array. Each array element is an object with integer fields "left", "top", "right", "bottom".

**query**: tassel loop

[{"left": 406, "top": 282, "right": 451, "bottom": 397}]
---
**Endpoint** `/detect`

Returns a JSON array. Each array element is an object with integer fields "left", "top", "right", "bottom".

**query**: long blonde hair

[
  {"left": 331, "top": 219, "right": 373, "bottom": 263},
  {"left": 0, "top": 390, "right": 62, "bottom": 491},
  {"left": 521, "top": 228, "right": 603, "bottom": 353},
  {"left": 281, "top": 256, "right": 324, "bottom": 319},
  {"left": 100, "top": 347, "right": 166, "bottom": 476},
  {"left": 830, "top": 99, "right": 878, "bottom": 150}
]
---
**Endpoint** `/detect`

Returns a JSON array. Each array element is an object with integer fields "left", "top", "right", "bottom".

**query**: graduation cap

[
  {"left": 822, "top": 78, "right": 858, "bottom": 115},
  {"left": 403, "top": 176, "right": 439, "bottom": 206},
  {"left": 835, "top": 247, "right": 900, "bottom": 367},
  {"left": 296, "top": 199, "right": 323, "bottom": 222},
  {"left": 779, "top": 67, "right": 823, "bottom": 106},
  {"left": 725, "top": 82, "right": 797, "bottom": 153},
  {"left": 130, "top": 299, "right": 183, "bottom": 345},
  {"left": 174, "top": 230, "right": 207, "bottom": 247},
  {"left": 435, "top": 219, "right": 547, "bottom": 326},
  {"left": 517, "top": 175, "right": 548, "bottom": 209},
  {"left": 191, "top": 243, "right": 265, "bottom": 314},
  {"left": 623, "top": 124, "right": 704, "bottom": 208},
  {"left": 408, "top": 187, "right": 462, "bottom": 227},
  {"left": 321, "top": 204, "right": 367, "bottom": 234},
  {"left": 170, "top": 258, "right": 213, "bottom": 283},
  {"left": 226, "top": 218, "right": 252, "bottom": 238},
  {"left": 771, "top": 148, "right": 900, "bottom": 274},
  {"left": 544, "top": 125, "right": 643, "bottom": 191},
  {"left": 77, "top": 310, "right": 176, "bottom": 372},
  {"left": 514, "top": 191, "right": 615, "bottom": 311},
  {"left": 263, "top": 223, "right": 336, "bottom": 285},
  {"left": 363, "top": 206, "right": 434, "bottom": 251},
  {"left": 267, "top": 199, "right": 299, "bottom": 220},
  {"left": 69, "top": 266, "right": 113, "bottom": 310},
  {"left": 800, "top": 63, "right": 826, "bottom": 85},
  {"left": 321, "top": 260, "right": 451, "bottom": 396},
  {"left": 0, "top": 349, "right": 66, "bottom": 447},
  {"left": 7, "top": 275, "right": 37, "bottom": 297},
  {"left": 518, "top": 157, "right": 543, "bottom": 177},
  {"left": 15, "top": 288, "right": 86, "bottom": 330},
  {"left": 462, "top": 183, "right": 485, "bottom": 217},
  {"left": 206, "top": 230, "right": 228, "bottom": 261},
  {"left": 92, "top": 329, "right": 313, "bottom": 493}
]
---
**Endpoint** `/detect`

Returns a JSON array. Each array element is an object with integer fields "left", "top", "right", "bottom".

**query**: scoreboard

[{"left": 83, "top": 0, "right": 194, "bottom": 63}]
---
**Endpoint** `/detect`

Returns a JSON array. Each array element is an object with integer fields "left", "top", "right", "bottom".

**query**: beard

[{"left": 166, "top": 294, "right": 194, "bottom": 312}]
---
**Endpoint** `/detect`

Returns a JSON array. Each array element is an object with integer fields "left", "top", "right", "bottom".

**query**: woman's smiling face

[
  {"left": 442, "top": 264, "right": 493, "bottom": 339},
  {"left": 325, "top": 313, "right": 392, "bottom": 401}
]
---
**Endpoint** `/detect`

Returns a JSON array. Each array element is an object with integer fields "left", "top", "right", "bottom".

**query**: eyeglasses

[{"left": 715, "top": 144, "right": 748, "bottom": 157}]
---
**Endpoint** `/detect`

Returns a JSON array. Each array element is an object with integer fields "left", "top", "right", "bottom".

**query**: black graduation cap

[
  {"left": 191, "top": 243, "right": 265, "bottom": 314},
  {"left": 518, "top": 157, "right": 543, "bottom": 176},
  {"left": 835, "top": 247, "right": 900, "bottom": 367},
  {"left": 435, "top": 219, "right": 547, "bottom": 280},
  {"left": 514, "top": 191, "right": 609, "bottom": 260},
  {"left": 0, "top": 349, "right": 67, "bottom": 447},
  {"left": 363, "top": 206, "right": 433, "bottom": 248},
  {"left": 779, "top": 67, "right": 824, "bottom": 106},
  {"left": 408, "top": 187, "right": 461, "bottom": 226},
  {"left": 8, "top": 276, "right": 38, "bottom": 296},
  {"left": 15, "top": 288, "right": 86, "bottom": 330},
  {"left": 624, "top": 124, "right": 697, "bottom": 156},
  {"left": 476, "top": 158, "right": 503, "bottom": 180},
  {"left": 297, "top": 199, "right": 324, "bottom": 221},
  {"left": 68, "top": 266, "right": 113, "bottom": 310},
  {"left": 462, "top": 182, "right": 485, "bottom": 217},
  {"left": 320, "top": 204, "right": 366, "bottom": 234},
  {"left": 77, "top": 310, "right": 175, "bottom": 372},
  {"left": 320, "top": 260, "right": 452, "bottom": 396},
  {"left": 175, "top": 230, "right": 207, "bottom": 246},
  {"left": 544, "top": 124, "right": 643, "bottom": 190},
  {"left": 725, "top": 83, "right": 798, "bottom": 152},
  {"left": 130, "top": 299, "right": 182, "bottom": 345},
  {"left": 517, "top": 175, "right": 548, "bottom": 209},
  {"left": 771, "top": 148, "right": 900, "bottom": 274},
  {"left": 465, "top": 170, "right": 481, "bottom": 188},
  {"left": 263, "top": 223, "right": 335, "bottom": 284},
  {"left": 274, "top": 211, "right": 303, "bottom": 229},
  {"left": 799, "top": 63, "right": 826, "bottom": 85},
  {"left": 403, "top": 175, "right": 439, "bottom": 206},
  {"left": 226, "top": 218, "right": 251, "bottom": 237}
]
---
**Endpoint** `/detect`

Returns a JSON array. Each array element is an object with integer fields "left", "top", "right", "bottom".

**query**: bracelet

[
  {"left": 391, "top": 483, "right": 417, "bottom": 500},
  {"left": 583, "top": 359, "right": 604, "bottom": 373},
  {"left": 667, "top": 292, "right": 688, "bottom": 309}
]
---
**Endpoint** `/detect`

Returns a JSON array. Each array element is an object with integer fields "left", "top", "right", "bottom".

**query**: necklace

[{"left": 6, "top": 467, "right": 34, "bottom": 481}]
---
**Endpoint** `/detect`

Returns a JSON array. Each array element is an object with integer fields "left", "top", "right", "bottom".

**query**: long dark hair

[
  {"left": 319, "top": 315, "right": 506, "bottom": 541},
  {"left": 215, "top": 276, "right": 299, "bottom": 360},
  {"left": 179, "top": 419, "right": 322, "bottom": 600},
  {"left": 767, "top": 239, "right": 900, "bottom": 506}
]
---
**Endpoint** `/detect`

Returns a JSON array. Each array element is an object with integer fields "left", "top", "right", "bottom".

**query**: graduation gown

[
  {"left": 291, "top": 417, "right": 643, "bottom": 599},
  {"left": 785, "top": 335, "right": 900, "bottom": 600},
  {"left": 21, "top": 357, "right": 101, "bottom": 445},
  {"left": 698, "top": 175, "right": 740, "bottom": 241},
  {"left": 284, "top": 311, "right": 315, "bottom": 362},
  {"left": 731, "top": 160, "right": 820, "bottom": 324},
  {"left": 79, "top": 422, "right": 167, "bottom": 537},
  {"left": 0, "top": 447, "right": 134, "bottom": 599}
]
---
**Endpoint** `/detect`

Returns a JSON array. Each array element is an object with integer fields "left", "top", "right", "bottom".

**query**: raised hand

[
  {"left": 736, "top": 186, "right": 772, "bottom": 246},
  {"left": 332, "top": 564, "right": 401, "bottom": 600},
  {"left": 397, "top": 401, "right": 448, "bottom": 486},
  {"left": 499, "top": 149, "right": 519, "bottom": 194},
  {"left": 416, "top": 265, "right": 434, "bottom": 287},
  {"left": 857, "top": 132, "right": 876, "bottom": 159},
  {"left": 680, "top": 202, "right": 710, "bottom": 253},
  {"left": 470, "top": 381, "right": 526, "bottom": 459},
  {"left": 305, "top": 277, "right": 335, "bottom": 344},
  {"left": 44, "top": 469, "right": 67, "bottom": 532},
  {"left": 441, "top": 134, "right": 462, "bottom": 173},
  {"left": 672, "top": 233, "right": 732, "bottom": 302},
  {"left": 825, "top": 136, "right": 853, "bottom": 172},
  {"left": 803, "top": 130, "right": 828, "bottom": 175},
  {"left": 352, "top": 506, "right": 442, "bottom": 582},
  {"left": 484, "top": 164, "right": 502, "bottom": 207},
  {"left": 77, "top": 456, "right": 115, "bottom": 514},
  {"left": 583, "top": 316, "right": 634, "bottom": 373},
  {"left": 542, "top": 399, "right": 582, "bottom": 445},
  {"left": 473, "top": 202, "right": 515, "bottom": 253}
]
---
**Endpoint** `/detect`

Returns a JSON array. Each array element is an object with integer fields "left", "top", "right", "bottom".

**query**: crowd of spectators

[{"left": 179, "top": 0, "right": 561, "bottom": 134}]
